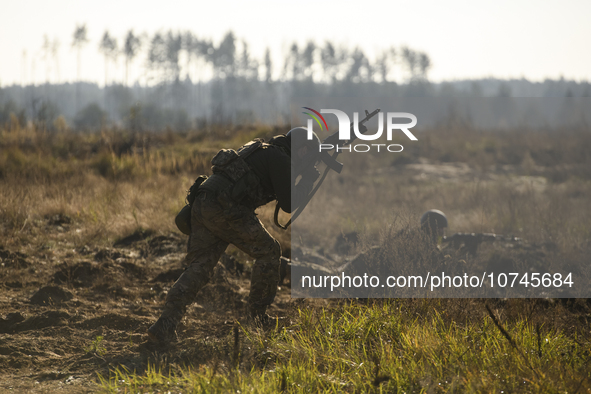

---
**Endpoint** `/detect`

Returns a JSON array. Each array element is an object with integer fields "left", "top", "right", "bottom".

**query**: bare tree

[
  {"left": 283, "top": 43, "right": 302, "bottom": 81},
  {"left": 165, "top": 31, "right": 182, "bottom": 81},
  {"left": 264, "top": 47, "right": 272, "bottom": 83},
  {"left": 182, "top": 31, "right": 196, "bottom": 80},
  {"left": 124, "top": 30, "right": 141, "bottom": 86},
  {"left": 320, "top": 41, "right": 342, "bottom": 83},
  {"left": 52, "top": 38, "right": 60, "bottom": 83},
  {"left": 99, "top": 30, "right": 118, "bottom": 86},
  {"left": 345, "top": 47, "right": 371, "bottom": 83},
  {"left": 301, "top": 41, "right": 316, "bottom": 80},
  {"left": 72, "top": 24, "right": 89, "bottom": 112},
  {"left": 72, "top": 24, "right": 88, "bottom": 82},
  {"left": 238, "top": 40, "right": 258, "bottom": 80},
  {"left": 21, "top": 50, "right": 27, "bottom": 85},
  {"left": 147, "top": 32, "right": 167, "bottom": 82},
  {"left": 213, "top": 31, "right": 236, "bottom": 78},
  {"left": 41, "top": 35, "right": 52, "bottom": 83},
  {"left": 418, "top": 53, "right": 431, "bottom": 80},
  {"left": 375, "top": 47, "right": 396, "bottom": 83},
  {"left": 192, "top": 38, "right": 214, "bottom": 82},
  {"left": 402, "top": 48, "right": 431, "bottom": 81},
  {"left": 146, "top": 31, "right": 183, "bottom": 82}
]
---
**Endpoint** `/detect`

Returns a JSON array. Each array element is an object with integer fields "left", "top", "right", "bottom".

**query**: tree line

[
  {"left": 1, "top": 25, "right": 590, "bottom": 131},
  {"left": 39, "top": 25, "right": 432, "bottom": 87}
]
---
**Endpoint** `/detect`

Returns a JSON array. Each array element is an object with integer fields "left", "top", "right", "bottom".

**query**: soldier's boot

[
  {"left": 148, "top": 317, "right": 178, "bottom": 343},
  {"left": 247, "top": 255, "right": 283, "bottom": 328},
  {"left": 248, "top": 304, "right": 287, "bottom": 329},
  {"left": 148, "top": 262, "right": 213, "bottom": 343},
  {"left": 248, "top": 279, "right": 286, "bottom": 329},
  {"left": 147, "top": 302, "right": 184, "bottom": 344}
]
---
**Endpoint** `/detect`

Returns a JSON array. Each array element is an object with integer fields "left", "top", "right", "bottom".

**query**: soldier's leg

[
  {"left": 201, "top": 203, "right": 281, "bottom": 319},
  {"left": 161, "top": 222, "right": 228, "bottom": 322},
  {"left": 247, "top": 247, "right": 282, "bottom": 319},
  {"left": 149, "top": 197, "right": 228, "bottom": 342}
]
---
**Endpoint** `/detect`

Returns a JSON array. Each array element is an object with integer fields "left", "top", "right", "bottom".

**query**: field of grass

[
  {"left": 100, "top": 299, "right": 591, "bottom": 393},
  {"left": 0, "top": 122, "right": 590, "bottom": 392}
]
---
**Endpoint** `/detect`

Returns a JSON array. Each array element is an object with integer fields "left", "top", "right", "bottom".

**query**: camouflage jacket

[{"left": 201, "top": 136, "right": 314, "bottom": 213}]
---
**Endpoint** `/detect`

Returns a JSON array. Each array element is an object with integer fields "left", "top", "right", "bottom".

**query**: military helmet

[
  {"left": 286, "top": 127, "right": 321, "bottom": 172},
  {"left": 420, "top": 209, "right": 448, "bottom": 231}
]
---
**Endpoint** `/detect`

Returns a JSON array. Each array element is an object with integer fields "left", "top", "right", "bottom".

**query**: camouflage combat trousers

[{"left": 161, "top": 190, "right": 281, "bottom": 323}]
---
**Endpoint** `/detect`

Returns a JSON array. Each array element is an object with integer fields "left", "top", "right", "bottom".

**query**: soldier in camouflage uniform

[
  {"left": 421, "top": 210, "right": 522, "bottom": 256},
  {"left": 148, "top": 128, "right": 320, "bottom": 343},
  {"left": 341, "top": 209, "right": 450, "bottom": 277}
]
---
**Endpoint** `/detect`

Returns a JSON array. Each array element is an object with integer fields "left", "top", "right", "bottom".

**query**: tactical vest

[
  {"left": 200, "top": 138, "right": 286, "bottom": 209},
  {"left": 175, "top": 136, "right": 290, "bottom": 235}
]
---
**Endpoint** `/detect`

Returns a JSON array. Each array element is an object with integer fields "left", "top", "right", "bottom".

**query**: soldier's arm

[
  {"left": 292, "top": 167, "right": 319, "bottom": 209},
  {"left": 267, "top": 148, "right": 319, "bottom": 213},
  {"left": 264, "top": 147, "right": 296, "bottom": 213}
]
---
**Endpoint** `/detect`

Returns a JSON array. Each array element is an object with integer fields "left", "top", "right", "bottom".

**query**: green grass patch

[{"left": 99, "top": 301, "right": 590, "bottom": 393}]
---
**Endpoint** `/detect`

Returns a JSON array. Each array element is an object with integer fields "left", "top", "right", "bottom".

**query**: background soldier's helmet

[
  {"left": 420, "top": 209, "right": 448, "bottom": 233},
  {"left": 286, "top": 127, "right": 321, "bottom": 172}
]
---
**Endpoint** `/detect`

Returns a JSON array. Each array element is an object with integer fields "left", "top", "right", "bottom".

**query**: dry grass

[
  {"left": 297, "top": 126, "right": 591, "bottom": 254},
  {"left": 0, "top": 122, "right": 590, "bottom": 392}
]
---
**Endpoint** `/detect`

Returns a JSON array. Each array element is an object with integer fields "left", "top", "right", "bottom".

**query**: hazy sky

[{"left": 1, "top": 0, "right": 590, "bottom": 86}]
